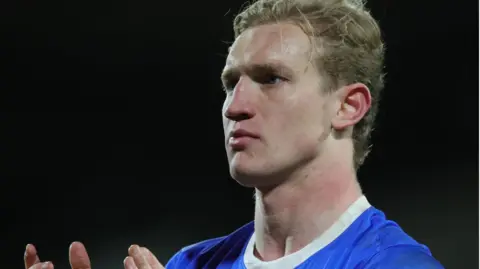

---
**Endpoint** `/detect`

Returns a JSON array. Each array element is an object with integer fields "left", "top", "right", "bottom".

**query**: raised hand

[
  {"left": 68, "top": 242, "right": 92, "bottom": 269},
  {"left": 24, "top": 242, "right": 162, "bottom": 269},
  {"left": 124, "top": 245, "right": 165, "bottom": 269},
  {"left": 24, "top": 242, "right": 91, "bottom": 269},
  {"left": 24, "top": 244, "right": 52, "bottom": 269}
]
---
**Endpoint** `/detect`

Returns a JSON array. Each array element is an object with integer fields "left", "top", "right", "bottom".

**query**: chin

[{"left": 228, "top": 153, "right": 281, "bottom": 188}]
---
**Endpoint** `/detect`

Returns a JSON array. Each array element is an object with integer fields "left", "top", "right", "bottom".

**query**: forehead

[{"left": 225, "top": 23, "right": 312, "bottom": 70}]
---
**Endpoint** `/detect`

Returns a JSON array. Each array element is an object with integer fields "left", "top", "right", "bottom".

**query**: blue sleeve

[
  {"left": 165, "top": 251, "right": 184, "bottom": 269},
  {"left": 364, "top": 246, "right": 444, "bottom": 269}
]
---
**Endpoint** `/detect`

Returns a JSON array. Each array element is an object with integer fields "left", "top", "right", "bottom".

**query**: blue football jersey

[{"left": 165, "top": 196, "right": 444, "bottom": 269}]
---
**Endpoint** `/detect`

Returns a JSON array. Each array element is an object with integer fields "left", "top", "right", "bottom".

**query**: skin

[
  {"left": 23, "top": 22, "right": 372, "bottom": 268},
  {"left": 221, "top": 23, "right": 371, "bottom": 261},
  {"left": 24, "top": 242, "right": 165, "bottom": 269}
]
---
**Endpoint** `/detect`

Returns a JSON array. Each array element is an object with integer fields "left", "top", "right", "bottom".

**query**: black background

[{"left": 1, "top": 0, "right": 478, "bottom": 268}]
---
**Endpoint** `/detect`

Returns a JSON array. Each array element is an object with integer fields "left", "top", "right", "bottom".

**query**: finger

[
  {"left": 29, "top": 261, "right": 54, "bottom": 269},
  {"left": 69, "top": 242, "right": 92, "bottom": 269},
  {"left": 123, "top": 256, "right": 138, "bottom": 269},
  {"left": 24, "top": 244, "right": 41, "bottom": 269},
  {"left": 128, "top": 245, "right": 151, "bottom": 269},
  {"left": 141, "top": 248, "right": 164, "bottom": 269}
]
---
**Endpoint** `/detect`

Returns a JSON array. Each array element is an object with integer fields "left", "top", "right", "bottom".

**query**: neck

[{"left": 253, "top": 151, "right": 362, "bottom": 261}]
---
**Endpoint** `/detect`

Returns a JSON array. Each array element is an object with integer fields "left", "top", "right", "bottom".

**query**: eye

[
  {"left": 222, "top": 80, "right": 238, "bottom": 93},
  {"left": 256, "top": 74, "right": 285, "bottom": 86},
  {"left": 221, "top": 74, "right": 285, "bottom": 93}
]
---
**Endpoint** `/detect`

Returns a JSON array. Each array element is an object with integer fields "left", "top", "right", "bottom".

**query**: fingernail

[
  {"left": 70, "top": 241, "right": 81, "bottom": 250},
  {"left": 129, "top": 245, "right": 138, "bottom": 254},
  {"left": 123, "top": 257, "right": 132, "bottom": 269},
  {"left": 42, "top": 262, "right": 50, "bottom": 269},
  {"left": 25, "top": 244, "right": 30, "bottom": 251}
]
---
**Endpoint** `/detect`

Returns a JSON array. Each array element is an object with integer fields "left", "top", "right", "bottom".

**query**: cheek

[
  {"left": 221, "top": 100, "right": 229, "bottom": 130},
  {"left": 284, "top": 98, "right": 329, "bottom": 148},
  {"left": 222, "top": 118, "right": 228, "bottom": 133},
  {"left": 221, "top": 100, "right": 227, "bottom": 116}
]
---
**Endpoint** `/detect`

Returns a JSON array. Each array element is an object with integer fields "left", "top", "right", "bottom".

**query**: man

[{"left": 24, "top": 0, "right": 444, "bottom": 268}]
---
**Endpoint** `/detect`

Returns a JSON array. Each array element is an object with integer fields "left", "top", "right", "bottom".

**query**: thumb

[{"left": 69, "top": 242, "right": 92, "bottom": 269}]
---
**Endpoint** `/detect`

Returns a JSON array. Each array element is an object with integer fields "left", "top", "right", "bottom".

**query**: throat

[{"left": 252, "top": 170, "right": 362, "bottom": 261}]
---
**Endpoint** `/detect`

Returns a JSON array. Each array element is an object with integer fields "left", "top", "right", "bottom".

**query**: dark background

[{"left": 1, "top": 0, "right": 478, "bottom": 268}]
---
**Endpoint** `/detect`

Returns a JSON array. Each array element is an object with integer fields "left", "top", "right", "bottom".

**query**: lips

[
  {"left": 229, "top": 129, "right": 259, "bottom": 139},
  {"left": 227, "top": 128, "right": 259, "bottom": 150}
]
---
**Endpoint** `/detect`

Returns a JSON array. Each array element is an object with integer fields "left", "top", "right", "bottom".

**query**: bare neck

[{"left": 253, "top": 151, "right": 362, "bottom": 261}]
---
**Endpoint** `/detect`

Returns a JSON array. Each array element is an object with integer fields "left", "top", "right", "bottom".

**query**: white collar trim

[{"left": 243, "top": 195, "right": 371, "bottom": 269}]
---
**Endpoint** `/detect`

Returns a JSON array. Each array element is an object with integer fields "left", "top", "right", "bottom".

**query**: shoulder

[
  {"left": 165, "top": 222, "right": 254, "bottom": 269},
  {"left": 363, "top": 245, "right": 444, "bottom": 269},
  {"left": 355, "top": 208, "right": 443, "bottom": 268},
  {"left": 360, "top": 207, "right": 429, "bottom": 248},
  {"left": 165, "top": 237, "right": 225, "bottom": 268}
]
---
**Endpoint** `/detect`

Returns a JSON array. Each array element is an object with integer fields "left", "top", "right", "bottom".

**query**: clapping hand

[
  {"left": 24, "top": 242, "right": 91, "bottom": 269},
  {"left": 124, "top": 245, "right": 165, "bottom": 269},
  {"left": 24, "top": 242, "right": 165, "bottom": 269}
]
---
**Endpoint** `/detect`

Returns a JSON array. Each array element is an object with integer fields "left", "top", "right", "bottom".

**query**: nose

[{"left": 223, "top": 82, "right": 256, "bottom": 122}]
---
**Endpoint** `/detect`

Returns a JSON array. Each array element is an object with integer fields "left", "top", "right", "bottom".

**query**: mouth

[
  {"left": 228, "top": 129, "right": 259, "bottom": 150},
  {"left": 230, "top": 129, "right": 259, "bottom": 139}
]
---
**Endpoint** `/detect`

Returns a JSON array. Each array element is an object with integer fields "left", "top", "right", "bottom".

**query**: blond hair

[{"left": 233, "top": 0, "right": 385, "bottom": 169}]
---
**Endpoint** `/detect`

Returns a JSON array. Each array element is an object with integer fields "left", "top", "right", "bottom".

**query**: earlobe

[{"left": 331, "top": 83, "right": 371, "bottom": 131}]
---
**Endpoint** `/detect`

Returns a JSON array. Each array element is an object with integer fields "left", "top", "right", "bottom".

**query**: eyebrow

[{"left": 221, "top": 62, "right": 294, "bottom": 83}]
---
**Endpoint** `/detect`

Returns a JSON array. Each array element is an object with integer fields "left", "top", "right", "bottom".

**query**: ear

[{"left": 331, "top": 83, "right": 371, "bottom": 131}]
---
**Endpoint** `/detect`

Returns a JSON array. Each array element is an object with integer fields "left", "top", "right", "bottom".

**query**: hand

[
  {"left": 124, "top": 245, "right": 165, "bottom": 269},
  {"left": 24, "top": 242, "right": 92, "bottom": 269}
]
